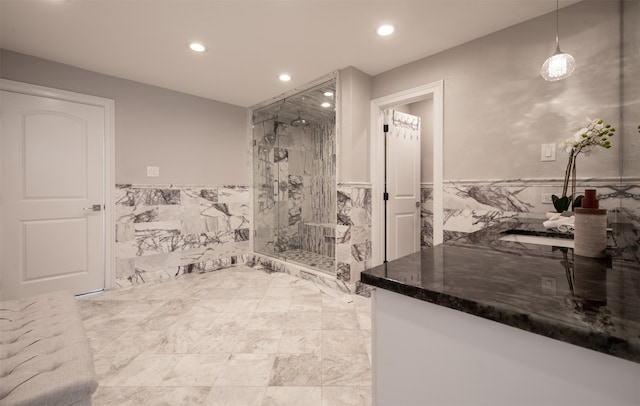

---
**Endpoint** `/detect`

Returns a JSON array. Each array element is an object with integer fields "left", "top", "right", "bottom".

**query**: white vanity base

[{"left": 372, "top": 288, "right": 640, "bottom": 406}]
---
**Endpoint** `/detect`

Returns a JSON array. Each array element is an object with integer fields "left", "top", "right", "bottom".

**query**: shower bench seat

[{"left": 0, "top": 291, "right": 98, "bottom": 406}]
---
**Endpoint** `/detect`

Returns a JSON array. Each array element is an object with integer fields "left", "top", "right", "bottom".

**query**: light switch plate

[
  {"left": 541, "top": 276, "right": 557, "bottom": 295},
  {"left": 147, "top": 166, "right": 160, "bottom": 177},
  {"left": 541, "top": 143, "right": 556, "bottom": 161}
]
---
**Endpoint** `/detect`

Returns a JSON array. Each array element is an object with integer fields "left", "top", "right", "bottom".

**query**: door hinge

[
  {"left": 383, "top": 192, "right": 389, "bottom": 201},
  {"left": 253, "top": 139, "right": 257, "bottom": 146},
  {"left": 383, "top": 124, "right": 389, "bottom": 133}
]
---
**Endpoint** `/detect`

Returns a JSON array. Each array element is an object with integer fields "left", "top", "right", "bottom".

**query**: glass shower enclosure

[{"left": 252, "top": 78, "right": 336, "bottom": 275}]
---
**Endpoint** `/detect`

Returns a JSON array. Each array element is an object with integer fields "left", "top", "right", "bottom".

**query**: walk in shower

[{"left": 252, "top": 78, "right": 336, "bottom": 274}]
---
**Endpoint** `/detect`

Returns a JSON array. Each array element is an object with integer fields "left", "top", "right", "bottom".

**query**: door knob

[{"left": 82, "top": 205, "right": 102, "bottom": 212}]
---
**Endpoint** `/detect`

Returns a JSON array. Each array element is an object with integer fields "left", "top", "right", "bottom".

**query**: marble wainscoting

[
  {"left": 336, "top": 184, "right": 373, "bottom": 296},
  {"left": 615, "top": 181, "right": 640, "bottom": 229},
  {"left": 421, "top": 184, "right": 434, "bottom": 248},
  {"left": 441, "top": 179, "right": 640, "bottom": 241},
  {"left": 115, "top": 184, "right": 251, "bottom": 287}
]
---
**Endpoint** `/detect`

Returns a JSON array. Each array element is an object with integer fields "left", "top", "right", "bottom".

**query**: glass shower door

[{"left": 253, "top": 118, "right": 279, "bottom": 257}]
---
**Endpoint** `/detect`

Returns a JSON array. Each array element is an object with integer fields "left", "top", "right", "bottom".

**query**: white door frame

[
  {"left": 1, "top": 79, "right": 116, "bottom": 290},
  {"left": 370, "top": 80, "right": 444, "bottom": 266}
]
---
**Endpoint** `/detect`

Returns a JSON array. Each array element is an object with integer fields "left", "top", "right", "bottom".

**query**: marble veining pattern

[
  {"left": 336, "top": 185, "right": 372, "bottom": 292},
  {"left": 439, "top": 179, "right": 640, "bottom": 242},
  {"left": 115, "top": 184, "right": 251, "bottom": 287},
  {"left": 79, "top": 266, "right": 372, "bottom": 406},
  {"left": 421, "top": 185, "right": 434, "bottom": 248}
]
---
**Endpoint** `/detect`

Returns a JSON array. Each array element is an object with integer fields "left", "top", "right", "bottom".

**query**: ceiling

[{"left": 0, "top": 0, "right": 582, "bottom": 108}]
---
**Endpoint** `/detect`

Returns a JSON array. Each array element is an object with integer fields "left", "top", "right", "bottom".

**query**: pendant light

[{"left": 541, "top": 0, "right": 575, "bottom": 81}]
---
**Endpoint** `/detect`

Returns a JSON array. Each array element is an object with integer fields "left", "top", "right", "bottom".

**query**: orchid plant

[{"left": 552, "top": 118, "right": 615, "bottom": 213}]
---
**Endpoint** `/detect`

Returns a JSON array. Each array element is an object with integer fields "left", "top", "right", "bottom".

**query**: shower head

[
  {"left": 290, "top": 111, "right": 310, "bottom": 127},
  {"left": 264, "top": 132, "right": 276, "bottom": 146}
]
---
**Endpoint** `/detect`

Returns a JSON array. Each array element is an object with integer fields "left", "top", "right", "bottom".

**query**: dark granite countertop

[{"left": 361, "top": 218, "right": 640, "bottom": 363}]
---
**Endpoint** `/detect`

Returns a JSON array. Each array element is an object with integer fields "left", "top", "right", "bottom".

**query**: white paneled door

[
  {"left": 1, "top": 89, "right": 106, "bottom": 300},
  {"left": 386, "top": 110, "right": 421, "bottom": 261}
]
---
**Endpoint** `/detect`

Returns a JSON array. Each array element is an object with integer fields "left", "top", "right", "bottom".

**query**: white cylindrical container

[{"left": 574, "top": 189, "right": 607, "bottom": 258}]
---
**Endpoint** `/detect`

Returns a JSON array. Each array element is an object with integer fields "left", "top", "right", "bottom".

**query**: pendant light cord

[{"left": 555, "top": 0, "right": 561, "bottom": 52}]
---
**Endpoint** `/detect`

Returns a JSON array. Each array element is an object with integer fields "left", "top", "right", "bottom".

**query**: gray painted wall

[
  {"left": 0, "top": 49, "right": 249, "bottom": 185},
  {"left": 338, "top": 66, "right": 372, "bottom": 184},
  {"left": 372, "top": 0, "right": 623, "bottom": 182},
  {"left": 622, "top": 0, "right": 639, "bottom": 180}
]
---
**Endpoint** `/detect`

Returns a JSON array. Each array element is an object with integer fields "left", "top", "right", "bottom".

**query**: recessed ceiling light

[
  {"left": 189, "top": 43, "right": 206, "bottom": 52},
  {"left": 376, "top": 24, "right": 395, "bottom": 37},
  {"left": 321, "top": 102, "right": 331, "bottom": 108},
  {"left": 324, "top": 91, "right": 334, "bottom": 97},
  {"left": 279, "top": 74, "right": 292, "bottom": 82}
]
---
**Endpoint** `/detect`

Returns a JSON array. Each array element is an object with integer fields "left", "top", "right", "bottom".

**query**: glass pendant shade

[
  {"left": 541, "top": 47, "right": 576, "bottom": 81},
  {"left": 541, "top": 0, "right": 575, "bottom": 81}
]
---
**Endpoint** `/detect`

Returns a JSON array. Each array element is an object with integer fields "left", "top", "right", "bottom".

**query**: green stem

[
  {"left": 562, "top": 150, "right": 574, "bottom": 197},
  {"left": 571, "top": 155, "right": 577, "bottom": 210}
]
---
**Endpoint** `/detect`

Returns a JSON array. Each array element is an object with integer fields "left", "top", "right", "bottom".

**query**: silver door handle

[{"left": 82, "top": 205, "right": 102, "bottom": 212}]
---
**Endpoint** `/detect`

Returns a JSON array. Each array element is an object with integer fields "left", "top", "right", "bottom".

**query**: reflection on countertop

[{"left": 361, "top": 218, "right": 640, "bottom": 363}]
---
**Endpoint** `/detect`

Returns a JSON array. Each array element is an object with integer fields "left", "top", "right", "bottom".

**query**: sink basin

[{"left": 499, "top": 234, "right": 574, "bottom": 248}]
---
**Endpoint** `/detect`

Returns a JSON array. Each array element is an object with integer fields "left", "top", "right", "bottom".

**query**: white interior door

[
  {"left": 386, "top": 110, "right": 421, "bottom": 261},
  {"left": 1, "top": 90, "right": 106, "bottom": 300}
]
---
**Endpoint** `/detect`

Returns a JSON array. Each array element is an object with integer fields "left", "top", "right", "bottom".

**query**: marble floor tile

[
  {"left": 93, "top": 352, "right": 140, "bottom": 382},
  {"left": 286, "top": 311, "right": 322, "bottom": 330},
  {"left": 256, "top": 298, "right": 292, "bottom": 312},
  {"left": 188, "top": 330, "right": 240, "bottom": 354},
  {"left": 264, "top": 286, "right": 296, "bottom": 299},
  {"left": 322, "top": 295, "right": 356, "bottom": 312},
  {"left": 203, "top": 387, "right": 265, "bottom": 406},
  {"left": 207, "top": 311, "right": 253, "bottom": 332},
  {"left": 232, "top": 329, "right": 284, "bottom": 354},
  {"left": 322, "top": 386, "right": 371, "bottom": 406},
  {"left": 84, "top": 311, "right": 149, "bottom": 332},
  {"left": 160, "top": 354, "right": 229, "bottom": 386},
  {"left": 356, "top": 311, "right": 372, "bottom": 330},
  {"left": 191, "top": 298, "right": 233, "bottom": 313},
  {"left": 246, "top": 311, "right": 289, "bottom": 330},
  {"left": 166, "top": 312, "right": 217, "bottom": 331},
  {"left": 84, "top": 266, "right": 371, "bottom": 405},
  {"left": 214, "top": 353, "right": 275, "bottom": 386},
  {"left": 92, "top": 386, "right": 211, "bottom": 406},
  {"left": 322, "top": 330, "right": 367, "bottom": 355},
  {"left": 322, "top": 353, "right": 371, "bottom": 386},
  {"left": 226, "top": 298, "right": 261, "bottom": 312},
  {"left": 263, "top": 386, "right": 322, "bottom": 406},
  {"left": 147, "top": 328, "right": 206, "bottom": 354},
  {"left": 100, "top": 354, "right": 180, "bottom": 386},
  {"left": 289, "top": 293, "right": 323, "bottom": 312},
  {"left": 322, "top": 310, "right": 360, "bottom": 330},
  {"left": 269, "top": 354, "right": 322, "bottom": 386},
  {"left": 278, "top": 330, "right": 322, "bottom": 354},
  {"left": 85, "top": 328, "right": 125, "bottom": 354},
  {"left": 98, "top": 330, "right": 166, "bottom": 356}
]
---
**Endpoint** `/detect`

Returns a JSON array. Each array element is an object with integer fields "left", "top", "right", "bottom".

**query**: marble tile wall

[
  {"left": 115, "top": 184, "right": 251, "bottom": 287},
  {"left": 421, "top": 185, "right": 434, "bottom": 248},
  {"left": 336, "top": 184, "right": 372, "bottom": 295},
  {"left": 299, "top": 223, "right": 336, "bottom": 257},
  {"left": 437, "top": 179, "right": 640, "bottom": 242}
]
